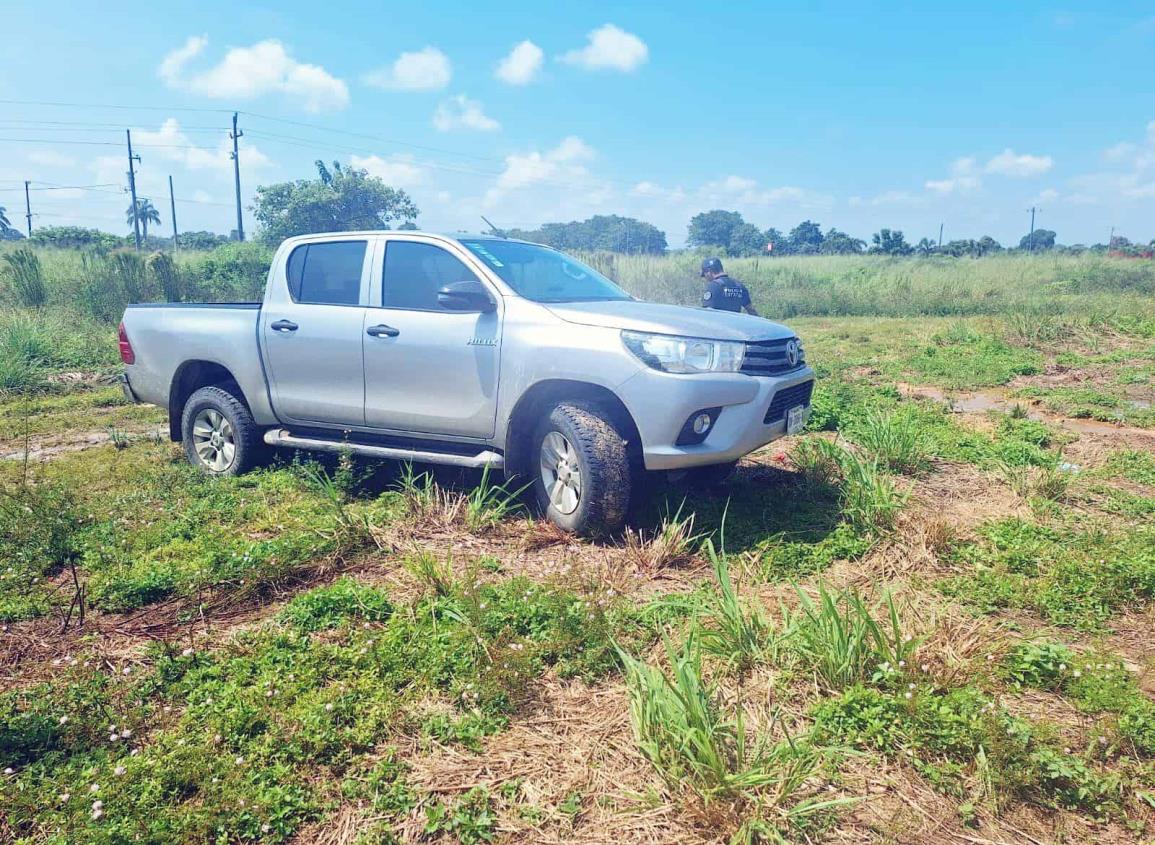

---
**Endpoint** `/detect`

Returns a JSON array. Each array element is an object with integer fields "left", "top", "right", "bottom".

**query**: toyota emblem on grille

[{"left": 785, "top": 339, "right": 800, "bottom": 367}]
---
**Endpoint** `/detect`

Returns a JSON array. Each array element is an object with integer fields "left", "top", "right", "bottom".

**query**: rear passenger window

[
  {"left": 286, "top": 241, "right": 367, "bottom": 305},
  {"left": 382, "top": 241, "right": 479, "bottom": 310}
]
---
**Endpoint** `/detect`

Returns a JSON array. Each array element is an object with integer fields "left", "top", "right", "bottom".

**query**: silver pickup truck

[{"left": 120, "top": 232, "right": 815, "bottom": 535}]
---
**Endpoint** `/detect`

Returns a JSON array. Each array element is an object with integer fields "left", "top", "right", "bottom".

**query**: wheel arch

[
  {"left": 504, "top": 379, "right": 642, "bottom": 479},
  {"left": 168, "top": 360, "right": 249, "bottom": 441}
]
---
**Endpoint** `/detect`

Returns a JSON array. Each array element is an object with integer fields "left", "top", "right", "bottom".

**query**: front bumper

[{"left": 617, "top": 366, "right": 816, "bottom": 470}]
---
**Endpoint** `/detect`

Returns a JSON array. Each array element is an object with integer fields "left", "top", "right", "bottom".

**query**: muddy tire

[
  {"left": 532, "top": 401, "right": 632, "bottom": 537},
  {"left": 181, "top": 386, "right": 263, "bottom": 477},
  {"left": 670, "top": 460, "right": 739, "bottom": 489}
]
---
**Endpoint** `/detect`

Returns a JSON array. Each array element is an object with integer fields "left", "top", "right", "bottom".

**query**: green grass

[
  {"left": 811, "top": 685, "right": 1123, "bottom": 816},
  {"left": 6, "top": 250, "right": 1155, "bottom": 841},
  {"left": 0, "top": 573, "right": 637, "bottom": 843},
  {"left": 890, "top": 324, "right": 1043, "bottom": 389},
  {"left": 1001, "top": 641, "right": 1155, "bottom": 755},
  {"left": 939, "top": 517, "right": 1155, "bottom": 629}
]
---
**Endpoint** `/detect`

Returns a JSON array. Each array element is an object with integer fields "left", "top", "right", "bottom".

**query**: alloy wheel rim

[
  {"left": 192, "top": 409, "right": 236, "bottom": 472},
  {"left": 539, "top": 431, "right": 582, "bottom": 515}
]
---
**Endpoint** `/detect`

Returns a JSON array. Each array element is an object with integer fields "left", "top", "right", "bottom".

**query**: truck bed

[{"left": 120, "top": 302, "right": 276, "bottom": 428}]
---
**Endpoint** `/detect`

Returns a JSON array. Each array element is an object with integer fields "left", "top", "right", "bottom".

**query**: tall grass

[
  {"left": 1, "top": 248, "right": 47, "bottom": 308},
  {"left": 790, "top": 439, "right": 906, "bottom": 533},
  {"left": 594, "top": 252, "right": 1155, "bottom": 321},
  {"left": 786, "top": 583, "right": 917, "bottom": 691},
  {"left": 697, "top": 541, "right": 777, "bottom": 673},
  {"left": 848, "top": 409, "right": 931, "bottom": 475},
  {"left": 3, "top": 243, "right": 1153, "bottom": 325}
]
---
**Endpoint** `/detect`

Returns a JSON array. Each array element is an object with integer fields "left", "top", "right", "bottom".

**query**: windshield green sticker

[{"left": 465, "top": 242, "right": 504, "bottom": 267}]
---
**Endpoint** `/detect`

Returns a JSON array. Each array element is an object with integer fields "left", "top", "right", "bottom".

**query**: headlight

[{"left": 622, "top": 330, "right": 745, "bottom": 374}]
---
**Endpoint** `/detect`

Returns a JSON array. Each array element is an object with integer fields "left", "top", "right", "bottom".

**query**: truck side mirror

[{"left": 437, "top": 280, "right": 496, "bottom": 313}]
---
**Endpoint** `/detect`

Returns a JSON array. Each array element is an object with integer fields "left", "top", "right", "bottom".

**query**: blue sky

[{"left": 2, "top": 1, "right": 1154, "bottom": 246}]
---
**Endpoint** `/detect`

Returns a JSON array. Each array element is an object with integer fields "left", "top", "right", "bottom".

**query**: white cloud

[
  {"left": 433, "top": 95, "right": 500, "bottom": 132},
  {"left": 158, "top": 35, "right": 207, "bottom": 84},
  {"left": 160, "top": 38, "right": 349, "bottom": 112},
  {"left": 631, "top": 181, "right": 687, "bottom": 202},
  {"left": 486, "top": 136, "right": 595, "bottom": 205},
  {"left": 925, "top": 156, "right": 982, "bottom": 194},
  {"left": 699, "top": 175, "right": 821, "bottom": 207},
  {"left": 350, "top": 154, "right": 426, "bottom": 189},
  {"left": 560, "top": 24, "right": 648, "bottom": 72},
  {"left": 850, "top": 190, "right": 925, "bottom": 207},
  {"left": 496, "top": 40, "right": 544, "bottom": 85},
  {"left": 1103, "top": 142, "right": 1138, "bottom": 163},
  {"left": 984, "top": 148, "right": 1053, "bottom": 177},
  {"left": 27, "top": 150, "right": 77, "bottom": 168},
  {"left": 364, "top": 47, "right": 451, "bottom": 91}
]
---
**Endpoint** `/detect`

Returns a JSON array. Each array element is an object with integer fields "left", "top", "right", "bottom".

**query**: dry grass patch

[{"left": 403, "top": 678, "right": 714, "bottom": 844}]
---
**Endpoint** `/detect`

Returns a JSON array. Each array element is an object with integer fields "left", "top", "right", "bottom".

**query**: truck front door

[
  {"left": 362, "top": 239, "right": 500, "bottom": 439},
  {"left": 261, "top": 238, "right": 370, "bottom": 426}
]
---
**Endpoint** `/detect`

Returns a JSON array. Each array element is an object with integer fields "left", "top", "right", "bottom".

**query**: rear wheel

[
  {"left": 532, "top": 402, "right": 632, "bottom": 537},
  {"left": 181, "top": 386, "right": 263, "bottom": 477}
]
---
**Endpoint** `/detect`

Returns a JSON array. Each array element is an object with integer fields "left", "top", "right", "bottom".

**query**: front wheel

[
  {"left": 181, "top": 386, "right": 263, "bottom": 477},
  {"left": 532, "top": 402, "right": 632, "bottom": 537}
]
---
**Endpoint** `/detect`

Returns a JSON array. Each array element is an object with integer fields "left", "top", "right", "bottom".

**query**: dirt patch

[
  {"left": 0, "top": 424, "right": 164, "bottom": 462},
  {"left": 907, "top": 461, "right": 1028, "bottom": 534}
]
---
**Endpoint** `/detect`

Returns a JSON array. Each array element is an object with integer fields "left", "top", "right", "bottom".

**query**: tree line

[{"left": 3, "top": 165, "right": 1151, "bottom": 257}]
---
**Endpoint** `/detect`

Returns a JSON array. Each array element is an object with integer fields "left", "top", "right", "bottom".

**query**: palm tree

[
  {"left": 126, "top": 198, "right": 161, "bottom": 239},
  {"left": 0, "top": 205, "right": 11, "bottom": 234}
]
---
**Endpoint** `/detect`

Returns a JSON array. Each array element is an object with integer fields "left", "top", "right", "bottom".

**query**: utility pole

[
  {"left": 230, "top": 112, "right": 244, "bottom": 241},
  {"left": 24, "top": 181, "right": 32, "bottom": 237},
  {"left": 938, "top": 222, "right": 943, "bottom": 248},
  {"left": 1107, "top": 226, "right": 1115, "bottom": 253},
  {"left": 1027, "top": 206, "right": 1037, "bottom": 252},
  {"left": 126, "top": 130, "right": 142, "bottom": 251},
  {"left": 169, "top": 175, "right": 179, "bottom": 250}
]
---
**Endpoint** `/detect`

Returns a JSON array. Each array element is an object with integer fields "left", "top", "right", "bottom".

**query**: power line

[
  {"left": 0, "top": 136, "right": 217, "bottom": 150},
  {"left": 0, "top": 97, "right": 233, "bottom": 114},
  {"left": 236, "top": 109, "right": 504, "bottom": 164}
]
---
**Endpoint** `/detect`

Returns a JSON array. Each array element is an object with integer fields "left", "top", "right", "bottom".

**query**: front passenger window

[{"left": 382, "top": 241, "right": 480, "bottom": 310}]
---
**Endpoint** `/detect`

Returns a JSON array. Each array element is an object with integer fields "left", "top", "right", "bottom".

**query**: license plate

[{"left": 786, "top": 405, "right": 806, "bottom": 434}]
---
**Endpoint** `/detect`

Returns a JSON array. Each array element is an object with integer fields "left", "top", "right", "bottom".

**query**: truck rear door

[{"left": 261, "top": 237, "right": 372, "bottom": 426}]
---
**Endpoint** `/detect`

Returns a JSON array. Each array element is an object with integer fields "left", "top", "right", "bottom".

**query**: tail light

[{"left": 118, "top": 322, "right": 135, "bottom": 365}]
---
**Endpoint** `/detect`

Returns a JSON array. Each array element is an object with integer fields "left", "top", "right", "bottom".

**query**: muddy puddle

[{"left": 897, "top": 383, "right": 1155, "bottom": 439}]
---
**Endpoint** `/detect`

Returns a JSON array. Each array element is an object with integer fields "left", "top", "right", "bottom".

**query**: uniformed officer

[{"left": 699, "top": 257, "right": 758, "bottom": 315}]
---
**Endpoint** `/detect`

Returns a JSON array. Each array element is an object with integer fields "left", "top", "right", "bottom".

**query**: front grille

[
  {"left": 764, "top": 380, "right": 815, "bottom": 424},
  {"left": 741, "top": 337, "right": 804, "bottom": 376}
]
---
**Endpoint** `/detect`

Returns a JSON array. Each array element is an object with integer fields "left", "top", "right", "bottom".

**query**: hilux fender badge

[{"left": 467, "top": 337, "right": 498, "bottom": 347}]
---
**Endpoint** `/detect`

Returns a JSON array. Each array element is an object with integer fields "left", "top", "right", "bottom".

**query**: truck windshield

[{"left": 460, "top": 240, "right": 632, "bottom": 303}]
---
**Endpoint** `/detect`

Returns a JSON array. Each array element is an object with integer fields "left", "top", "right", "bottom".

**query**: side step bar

[{"left": 263, "top": 429, "right": 504, "bottom": 469}]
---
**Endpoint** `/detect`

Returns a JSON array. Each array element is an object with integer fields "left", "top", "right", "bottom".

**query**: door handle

[
  {"left": 366, "top": 324, "right": 400, "bottom": 338},
  {"left": 270, "top": 319, "right": 299, "bottom": 333}
]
